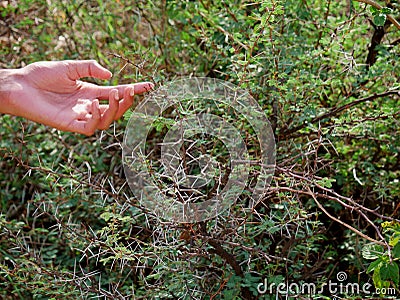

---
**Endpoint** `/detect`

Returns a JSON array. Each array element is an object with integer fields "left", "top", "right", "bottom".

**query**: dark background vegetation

[{"left": 1, "top": 0, "right": 399, "bottom": 299}]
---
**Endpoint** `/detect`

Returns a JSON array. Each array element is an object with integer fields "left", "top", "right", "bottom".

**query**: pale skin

[{"left": 0, "top": 60, "right": 154, "bottom": 135}]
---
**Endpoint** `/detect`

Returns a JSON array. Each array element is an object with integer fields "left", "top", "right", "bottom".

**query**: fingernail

[
  {"left": 114, "top": 91, "right": 119, "bottom": 100},
  {"left": 130, "top": 88, "right": 135, "bottom": 97}
]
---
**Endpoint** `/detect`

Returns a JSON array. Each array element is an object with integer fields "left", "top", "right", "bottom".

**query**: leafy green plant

[
  {"left": 1, "top": 0, "right": 399, "bottom": 299},
  {"left": 363, "top": 222, "right": 400, "bottom": 294}
]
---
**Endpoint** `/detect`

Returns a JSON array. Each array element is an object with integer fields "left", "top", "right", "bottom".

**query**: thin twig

[
  {"left": 306, "top": 186, "right": 386, "bottom": 246},
  {"left": 280, "top": 90, "right": 400, "bottom": 138},
  {"left": 108, "top": 52, "right": 155, "bottom": 84},
  {"left": 275, "top": 166, "right": 400, "bottom": 223}
]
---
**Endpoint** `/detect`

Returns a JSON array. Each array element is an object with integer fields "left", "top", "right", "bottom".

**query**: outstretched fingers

[{"left": 70, "top": 81, "right": 154, "bottom": 134}]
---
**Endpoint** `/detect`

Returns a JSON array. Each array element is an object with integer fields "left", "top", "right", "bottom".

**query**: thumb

[{"left": 66, "top": 60, "right": 113, "bottom": 80}]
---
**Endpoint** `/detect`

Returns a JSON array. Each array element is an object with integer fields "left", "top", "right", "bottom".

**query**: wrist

[{"left": 0, "top": 68, "right": 24, "bottom": 115}]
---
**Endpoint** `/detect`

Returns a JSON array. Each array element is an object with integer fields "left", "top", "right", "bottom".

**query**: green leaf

[
  {"left": 373, "top": 14, "right": 387, "bottom": 27},
  {"left": 373, "top": 267, "right": 390, "bottom": 289},
  {"left": 390, "top": 235, "right": 400, "bottom": 247},
  {"left": 100, "top": 212, "right": 113, "bottom": 222},
  {"left": 367, "top": 258, "right": 383, "bottom": 273},
  {"left": 146, "top": 272, "right": 161, "bottom": 280},
  {"left": 362, "top": 244, "right": 385, "bottom": 260},
  {"left": 392, "top": 243, "right": 400, "bottom": 259},
  {"left": 123, "top": 109, "right": 133, "bottom": 120},
  {"left": 316, "top": 177, "right": 336, "bottom": 188},
  {"left": 380, "top": 7, "right": 393, "bottom": 15},
  {"left": 369, "top": 6, "right": 379, "bottom": 15},
  {"left": 380, "top": 262, "right": 399, "bottom": 285}
]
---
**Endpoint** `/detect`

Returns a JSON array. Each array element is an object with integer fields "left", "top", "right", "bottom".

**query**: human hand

[{"left": 2, "top": 60, "right": 154, "bottom": 135}]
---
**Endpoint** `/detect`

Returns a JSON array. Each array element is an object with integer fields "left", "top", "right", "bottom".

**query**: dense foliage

[{"left": 1, "top": 0, "right": 399, "bottom": 299}]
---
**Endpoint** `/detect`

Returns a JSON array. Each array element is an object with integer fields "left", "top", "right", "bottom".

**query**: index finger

[{"left": 83, "top": 82, "right": 154, "bottom": 100}]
